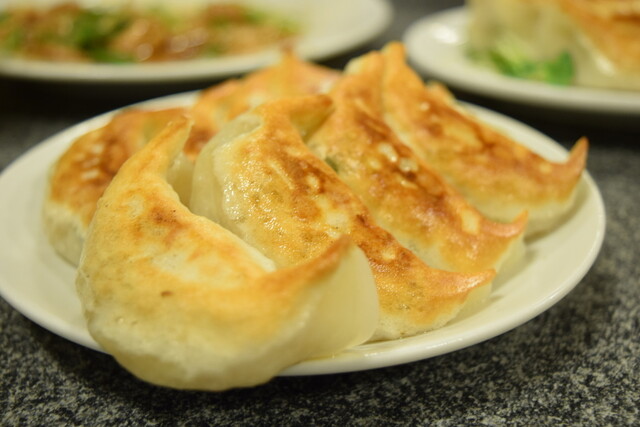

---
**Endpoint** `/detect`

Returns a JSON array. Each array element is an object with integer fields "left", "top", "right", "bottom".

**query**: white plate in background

[
  {"left": 0, "top": 92, "right": 605, "bottom": 375},
  {"left": 0, "top": 0, "right": 392, "bottom": 83},
  {"left": 403, "top": 7, "right": 640, "bottom": 116}
]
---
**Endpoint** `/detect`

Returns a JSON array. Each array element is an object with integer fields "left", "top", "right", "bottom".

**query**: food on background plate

[
  {"left": 0, "top": 1, "right": 298, "bottom": 63},
  {"left": 43, "top": 43, "right": 589, "bottom": 390},
  {"left": 467, "top": 0, "right": 640, "bottom": 90}
]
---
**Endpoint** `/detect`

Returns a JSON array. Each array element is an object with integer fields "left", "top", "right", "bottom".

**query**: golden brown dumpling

[
  {"left": 43, "top": 107, "right": 186, "bottom": 265},
  {"left": 43, "top": 53, "right": 339, "bottom": 266},
  {"left": 76, "top": 115, "right": 379, "bottom": 391},
  {"left": 190, "top": 95, "right": 495, "bottom": 341},
  {"left": 185, "top": 50, "right": 340, "bottom": 156},
  {"left": 379, "top": 42, "right": 588, "bottom": 235},
  {"left": 307, "top": 49, "right": 527, "bottom": 275}
]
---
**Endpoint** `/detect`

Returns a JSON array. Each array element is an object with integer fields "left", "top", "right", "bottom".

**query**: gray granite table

[{"left": 1, "top": 1, "right": 638, "bottom": 425}]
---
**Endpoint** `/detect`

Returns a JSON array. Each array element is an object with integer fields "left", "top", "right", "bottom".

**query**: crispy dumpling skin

[
  {"left": 185, "top": 50, "right": 341, "bottom": 156},
  {"left": 43, "top": 107, "right": 186, "bottom": 265},
  {"left": 379, "top": 43, "right": 588, "bottom": 235},
  {"left": 190, "top": 95, "right": 495, "bottom": 341},
  {"left": 307, "top": 50, "right": 527, "bottom": 275},
  {"left": 44, "top": 53, "right": 338, "bottom": 266},
  {"left": 76, "top": 116, "right": 378, "bottom": 391}
]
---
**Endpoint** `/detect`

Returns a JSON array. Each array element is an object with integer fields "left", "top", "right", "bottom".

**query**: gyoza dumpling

[
  {"left": 43, "top": 107, "right": 186, "bottom": 265},
  {"left": 43, "top": 52, "right": 339, "bottom": 266},
  {"left": 379, "top": 43, "right": 588, "bottom": 235},
  {"left": 185, "top": 50, "right": 341, "bottom": 156},
  {"left": 190, "top": 95, "right": 495, "bottom": 341},
  {"left": 306, "top": 50, "right": 527, "bottom": 275},
  {"left": 76, "top": 115, "right": 378, "bottom": 391}
]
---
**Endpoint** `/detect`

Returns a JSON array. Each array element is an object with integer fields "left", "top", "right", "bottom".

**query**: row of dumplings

[{"left": 43, "top": 43, "right": 587, "bottom": 390}]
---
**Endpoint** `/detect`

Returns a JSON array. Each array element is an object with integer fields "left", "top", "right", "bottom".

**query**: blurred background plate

[
  {"left": 0, "top": 0, "right": 392, "bottom": 83},
  {"left": 403, "top": 7, "right": 640, "bottom": 117}
]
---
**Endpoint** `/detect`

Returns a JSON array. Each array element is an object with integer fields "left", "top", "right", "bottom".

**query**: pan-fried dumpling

[
  {"left": 43, "top": 107, "right": 186, "bottom": 265},
  {"left": 44, "top": 53, "right": 338, "bottom": 266},
  {"left": 76, "top": 115, "right": 378, "bottom": 391},
  {"left": 379, "top": 43, "right": 588, "bottom": 235},
  {"left": 306, "top": 50, "right": 527, "bottom": 275},
  {"left": 190, "top": 95, "right": 495, "bottom": 341},
  {"left": 185, "top": 50, "right": 340, "bottom": 156}
]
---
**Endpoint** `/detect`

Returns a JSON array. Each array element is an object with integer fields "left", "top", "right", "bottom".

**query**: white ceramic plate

[
  {"left": 0, "top": 0, "right": 392, "bottom": 83},
  {"left": 0, "top": 92, "right": 605, "bottom": 376},
  {"left": 403, "top": 7, "right": 640, "bottom": 116}
]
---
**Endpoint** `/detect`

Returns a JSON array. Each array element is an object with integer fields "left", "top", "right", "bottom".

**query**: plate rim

[
  {"left": 402, "top": 7, "right": 640, "bottom": 115},
  {"left": 0, "top": 92, "right": 606, "bottom": 376}
]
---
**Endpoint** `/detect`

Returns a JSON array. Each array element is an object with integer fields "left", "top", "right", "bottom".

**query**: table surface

[{"left": 1, "top": 1, "right": 638, "bottom": 425}]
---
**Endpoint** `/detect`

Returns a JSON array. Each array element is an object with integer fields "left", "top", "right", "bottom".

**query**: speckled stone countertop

[{"left": 1, "top": 1, "right": 638, "bottom": 425}]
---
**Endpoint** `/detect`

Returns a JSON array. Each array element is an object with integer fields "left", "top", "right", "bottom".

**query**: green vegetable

[
  {"left": 473, "top": 36, "right": 575, "bottom": 86},
  {"left": 324, "top": 157, "right": 340, "bottom": 173},
  {"left": 0, "top": 28, "right": 24, "bottom": 52},
  {"left": 85, "top": 47, "right": 133, "bottom": 63},
  {"left": 0, "top": 12, "right": 22, "bottom": 52},
  {"left": 203, "top": 44, "right": 225, "bottom": 57},
  {"left": 67, "top": 9, "right": 130, "bottom": 59},
  {"left": 245, "top": 9, "right": 267, "bottom": 24}
]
